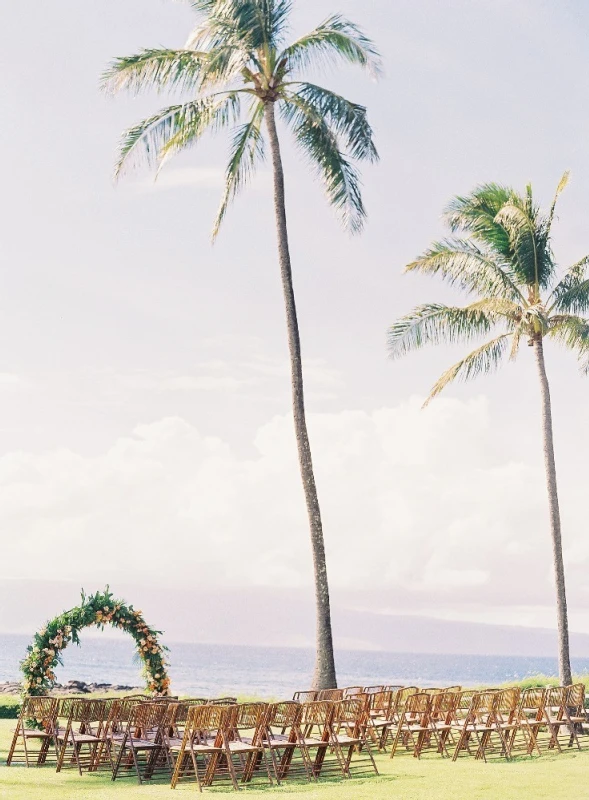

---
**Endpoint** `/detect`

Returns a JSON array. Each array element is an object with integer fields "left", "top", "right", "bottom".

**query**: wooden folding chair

[
  {"left": 452, "top": 691, "right": 497, "bottom": 761},
  {"left": 543, "top": 687, "right": 572, "bottom": 753},
  {"left": 365, "top": 689, "right": 394, "bottom": 750},
  {"left": 222, "top": 702, "right": 273, "bottom": 788},
  {"left": 565, "top": 684, "right": 587, "bottom": 747},
  {"left": 263, "top": 701, "right": 312, "bottom": 783},
  {"left": 55, "top": 698, "right": 107, "bottom": 774},
  {"left": 391, "top": 692, "right": 434, "bottom": 759},
  {"left": 297, "top": 701, "right": 335, "bottom": 778},
  {"left": 6, "top": 696, "right": 57, "bottom": 767},
  {"left": 93, "top": 697, "right": 141, "bottom": 771},
  {"left": 331, "top": 698, "right": 379, "bottom": 777},
  {"left": 169, "top": 703, "right": 229, "bottom": 790},
  {"left": 111, "top": 701, "right": 170, "bottom": 784},
  {"left": 429, "top": 690, "right": 461, "bottom": 757},
  {"left": 517, "top": 687, "right": 546, "bottom": 756},
  {"left": 491, "top": 688, "right": 527, "bottom": 760}
]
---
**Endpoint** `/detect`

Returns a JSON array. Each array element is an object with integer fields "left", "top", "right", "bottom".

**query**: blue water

[{"left": 2, "top": 634, "right": 587, "bottom": 697}]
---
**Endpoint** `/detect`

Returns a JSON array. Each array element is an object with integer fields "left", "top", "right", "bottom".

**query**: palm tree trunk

[
  {"left": 533, "top": 336, "right": 573, "bottom": 685},
  {"left": 264, "top": 101, "right": 337, "bottom": 689}
]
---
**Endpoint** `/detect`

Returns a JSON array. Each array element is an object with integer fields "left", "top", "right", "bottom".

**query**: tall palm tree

[
  {"left": 388, "top": 174, "right": 589, "bottom": 685},
  {"left": 102, "top": 0, "right": 380, "bottom": 689}
]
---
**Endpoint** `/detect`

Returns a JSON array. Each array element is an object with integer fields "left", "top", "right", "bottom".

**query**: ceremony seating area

[{"left": 5, "top": 683, "right": 588, "bottom": 790}]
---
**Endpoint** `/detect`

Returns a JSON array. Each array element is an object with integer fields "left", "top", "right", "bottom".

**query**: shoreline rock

[{"left": 0, "top": 680, "right": 141, "bottom": 696}]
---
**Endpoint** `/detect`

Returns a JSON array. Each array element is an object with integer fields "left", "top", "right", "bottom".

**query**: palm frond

[
  {"left": 289, "top": 83, "right": 377, "bottom": 162},
  {"left": 547, "top": 256, "right": 589, "bottom": 313},
  {"left": 101, "top": 49, "right": 206, "bottom": 95},
  {"left": 493, "top": 201, "right": 552, "bottom": 290},
  {"left": 406, "top": 239, "right": 525, "bottom": 303},
  {"left": 280, "top": 14, "right": 382, "bottom": 77},
  {"left": 191, "top": 0, "right": 291, "bottom": 55},
  {"left": 388, "top": 303, "right": 496, "bottom": 359},
  {"left": 281, "top": 94, "right": 366, "bottom": 233},
  {"left": 113, "top": 94, "right": 240, "bottom": 179},
  {"left": 547, "top": 170, "right": 570, "bottom": 234},
  {"left": 424, "top": 334, "right": 512, "bottom": 406},
  {"left": 548, "top": 314, "right": 589, "bottom": 372},
  {"left": 212, "top": 100, "right": 266, "bottom": 238},
  {"left": 509, "top": 323, "right": 524, "bottom": 359}
]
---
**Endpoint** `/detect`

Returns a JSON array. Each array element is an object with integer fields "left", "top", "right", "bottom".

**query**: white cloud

[{"left": 0, "top": 396, "right": 585, "bottom": 631}]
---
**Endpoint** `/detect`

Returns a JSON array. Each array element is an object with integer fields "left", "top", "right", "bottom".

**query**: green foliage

[
  {"left": 20, "top": 588, "right": 170, "bottom": 698},
  {"left": 389, "top": 175, "right": 589, "bottom": 402},
  {"left": 0, "top": 703, "right": 20, "bottom": 719},
  {"left": 101, "top": 0, "right": 380, "bottom": 237}
]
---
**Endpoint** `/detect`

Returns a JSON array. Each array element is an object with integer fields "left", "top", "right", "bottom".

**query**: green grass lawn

[{"left": 0, "top": 719, "right": 586, "bottom": 799}]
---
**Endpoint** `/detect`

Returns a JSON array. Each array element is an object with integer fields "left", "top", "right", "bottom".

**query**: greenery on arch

[{"left": 21, "top": 588, "right": 170, "bottom": 697}]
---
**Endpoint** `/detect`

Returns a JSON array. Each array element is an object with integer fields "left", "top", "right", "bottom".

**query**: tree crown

[
  {"left": 388, "top": 174, "right": 589, "bottom": 403},
  {"left": 102, "top": 0, "right": 380, "bottom": 236}
]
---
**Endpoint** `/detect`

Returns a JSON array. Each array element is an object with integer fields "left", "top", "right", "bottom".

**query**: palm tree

[
  {"left": 102, "top": 0, "right": 380, "bottom": 689},
  {"left": 388, "top": 174, "right": 589, "bottom": 685}
]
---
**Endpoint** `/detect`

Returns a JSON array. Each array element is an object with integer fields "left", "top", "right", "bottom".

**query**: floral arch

[{"left": 21, "top": 588, "right": 170, "bottom": 697}]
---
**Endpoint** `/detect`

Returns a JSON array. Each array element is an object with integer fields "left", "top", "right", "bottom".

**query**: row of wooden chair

[
  {"left": 6, "top": 694, "right": 378, "bottom": 789},
  {"left": 5, "top": 694, "right": 236, "bottom": 771},
  {"left": 358, "top": 683, "right": 588, "bottom": 761},
  {"left": 7, "top": 683, "right": 587, "bottom": 783}
]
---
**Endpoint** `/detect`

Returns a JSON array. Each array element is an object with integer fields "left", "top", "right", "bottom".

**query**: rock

[{"left": 0, "top": 680, "right": 142, "bottom": 696}]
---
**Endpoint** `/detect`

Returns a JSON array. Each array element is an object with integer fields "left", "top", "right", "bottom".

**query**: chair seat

[
  {"left": 126, "top": 738, "right": 161, "bottom": 749},
  {"left": 227, "top": 741, "right": 259, "bottom": 753},
  {"left": 170, "top": 743, "right": 222, "bottom": 753},
  {"left": 71, "top": 734, "right": 101, "bottom": 743},
  {"left": 23, "top": 729, "right": 53, "bottom": 738},
  {"left": 301, "top": 737, "right": 329, "bottom": 747},
  {"left": 333, "top": 734, "right": 360, "bottom": 745}
]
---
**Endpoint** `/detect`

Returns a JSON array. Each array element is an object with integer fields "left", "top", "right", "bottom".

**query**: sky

[{"left": 1, "top": 0, "right": 589, "bottom": 653}]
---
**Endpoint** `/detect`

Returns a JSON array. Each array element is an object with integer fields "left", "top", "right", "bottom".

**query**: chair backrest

[
  {"left": 183, "top": 698, "right": 209, "bottom": 706},
  {"left": 456, "top": 689, "right": 477, "bottom": 712},
  {"left": 422, "top": 687, "right": 442, "bottom": 695},
  {"left": 494, "top": 688, "right": 520, "bottom": 717},
  {"left": 293, "top": 690, "right": 318, "bottom": 703},
  {"left": 364, "top": 685, "right": 387, "bottom": 695},
  {"left": 128, "top": 700, "right": 168, "bottom": 734},
  {"left": 370, "top": 690, "right": 393, "bottom": 715},
  {"left": 566, "top": 683, "right": 585, "bottom": 711},
  {"left": 300, "top": 700, "right": 334, "bottom": 728},
  {"left": 521, "top": 687, "right": 545, "bottom": 713},
  {"left": 57, "top": 697, "right": 91, "bottom": 725},
  {"left": 403, "top": 692, "right": 431, "bottom": 717},
  {"left": 210, "top": 696, "right": 237, "bottom": 705},
  {"left": 545, "top": 686, "right": 567, "bottom": 710},
  {"left": 266, "top": 701, "right": 302, "bottom": 730},
  {"left": 333, "top": 697, "right": 367, "bottom": 726},
  {"left": 186, "top": 703, "right": 230, "bottom": 746},
  {"left": 342, "top": 686, "right": 364, "bottom": 698},
  {"left": 233, "top": 702, "right": 268, "bottom": 731},
  {"left": 432, "top": 690, "right": 460, "bottom": 718},
  {"left": 316, "top": 688, "right": 344, "bottom": 701},
  {"left": 20, "top": 696, "right": 56, "bottom": 730},
  {"left": 394, "top": 686, "right": 418, "bottom": 714},
  {"left": 470, "top": 691, "right": 496, "bottom": 718}
]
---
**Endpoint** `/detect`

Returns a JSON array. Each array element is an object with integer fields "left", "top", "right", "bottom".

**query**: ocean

[{"left": 1, "top": 633, "right": 587, "bottom": 697}]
